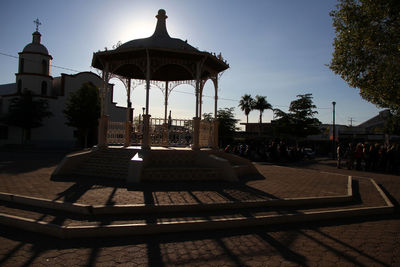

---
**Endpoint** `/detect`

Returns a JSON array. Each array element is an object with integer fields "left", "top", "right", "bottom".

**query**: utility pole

[
  {"left": 332, "top": 101, "right": 336, "bottom": 159},
  {"left": 348, "top": 117, "right": 355, "bottom": 127}
]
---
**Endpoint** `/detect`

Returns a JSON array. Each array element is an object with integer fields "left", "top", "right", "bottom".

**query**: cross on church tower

[{"left": 33, "top": 18, "right": 41, "bottom": 31}]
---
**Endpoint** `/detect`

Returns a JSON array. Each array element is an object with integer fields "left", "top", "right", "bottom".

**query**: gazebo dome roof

[
  {"left": 117, "top": 9, "right": 198, "bottom": 52},
  {"left": 92, "top": 9, "right": 228, "bottom": 81},
  {"left": 22, "top": 31, "right": 49, "bottom": 55}
]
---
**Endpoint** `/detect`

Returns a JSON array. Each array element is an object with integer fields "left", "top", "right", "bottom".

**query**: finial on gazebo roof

[
  {"left": 156, "top": 9, "right": 167, "bottom": 20},
  {"left": 152, "top": 9, "right": 170, "bottom": 38}
]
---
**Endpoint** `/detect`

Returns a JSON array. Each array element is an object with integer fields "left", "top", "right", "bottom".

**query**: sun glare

[
  {"left": 111, "top": 9, "right": 183, "bottom": 44},
  {"left": 115, "top": 17, "right": 155, "bottom": 42}
]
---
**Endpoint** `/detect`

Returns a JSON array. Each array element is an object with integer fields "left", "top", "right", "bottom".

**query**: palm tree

[
  {"left": 254, "top": 95, "right": 272, "bottom": 124},
  {"left": 238, "top": 94, "right": 255, "bottom": 123}
]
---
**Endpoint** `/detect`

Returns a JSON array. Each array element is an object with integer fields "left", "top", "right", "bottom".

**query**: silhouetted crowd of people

[
  {"left": 337, "top": 142, "right": 400, "bottom": 174},
  {"left": 224, "top": 140, "right": 400, "bottom": 175},
  {"left": 224, "top": 141, "right": 314, "bottom": 162}
]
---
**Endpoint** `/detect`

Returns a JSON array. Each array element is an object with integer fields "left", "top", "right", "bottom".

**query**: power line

[
  {"left": 1, "top": 50, "right": 332, "bottom": 110},
  {"left": 0, "top": 51, "right": 19, "bottom": 59},
  {"left": 172, "top": 89, "right": 238, "bottom": 103},
  {"left": 0, "top": 51, "right": 81, "bottom": 73},
  {"left": 173, "top": 90, "right": 331, "bottom": 110}
]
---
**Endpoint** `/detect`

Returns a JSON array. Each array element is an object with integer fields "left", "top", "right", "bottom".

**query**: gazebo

[
  {"left": 52, "top": 9, "right": 247, "bottom": 183},
  {"left": 92, "top": 9, "right": 229, "bottom": 150}
]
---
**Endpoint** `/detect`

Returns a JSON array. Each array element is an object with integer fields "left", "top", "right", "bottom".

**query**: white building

[{"left": 0, "top": 29, "right": 126, "bottom": 148}]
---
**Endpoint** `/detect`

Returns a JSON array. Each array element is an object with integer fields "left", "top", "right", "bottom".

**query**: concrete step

[
  {"left": 146, "top": 150, "right": 198, "bottom": 167},
  {"left": 65, "top": 148, "right": 137, "bottom": 179},
  {"left": 134, "top": 149, "right": 239, "bottom": 182},
  {"left": 0, "top": 198, "right": 370, "bottom": 228},
  {"left": 143, "top": 167, "right": 220, "bottom": 181},
  {"left": 0, "top": 178, "right": 394, "bottom": 239}
]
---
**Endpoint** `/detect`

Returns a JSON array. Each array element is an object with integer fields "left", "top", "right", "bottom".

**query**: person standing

[
  {"left": 337, "top": 143, "right": 342, "bottom": 168},
  {"left": 363, "top": 143, "right": 371, "bottom": 171},
  {"left": 354, "top": 143, "right": 363, "bottom": 170},
  {"left": 345, "top": 143, "right": 355, "bottom": 170}
]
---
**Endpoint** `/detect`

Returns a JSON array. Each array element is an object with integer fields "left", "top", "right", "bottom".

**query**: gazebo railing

[
  {"left": 148, "top": 118, "right": 193, "bottom": 147},
  {"left": 107, "top": 121, "right": 125, "bottom": 145},
  {"left": 107, "top": 117, "right": 212, "bottom": 147}
]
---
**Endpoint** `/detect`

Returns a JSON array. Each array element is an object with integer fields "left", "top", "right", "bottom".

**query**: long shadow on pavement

[
  {"left": 0, "top": 150, "right": 69, "bottom": 174},
  {"left": 1, "top": 213, "right": 397, "bottom": 266}
]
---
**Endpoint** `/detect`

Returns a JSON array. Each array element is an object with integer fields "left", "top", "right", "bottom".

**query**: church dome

[{"left": 22, "top": 31, "right": 49, "bottom": 55}]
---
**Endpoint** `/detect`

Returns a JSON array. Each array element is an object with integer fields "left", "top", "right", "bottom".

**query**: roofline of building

[{"left": 18, "top": 51, "right": 53, "bottom": 59}]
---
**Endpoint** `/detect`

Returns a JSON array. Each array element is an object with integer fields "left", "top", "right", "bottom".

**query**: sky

[{"left": 0, "top": 0, "right": 383, "bottom": 129}]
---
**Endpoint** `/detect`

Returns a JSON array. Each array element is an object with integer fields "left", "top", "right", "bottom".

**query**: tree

[
  {"left": 63, "top": 82, "right": 100, "bottom": 148},
  {"left": 218, "top": 108, "right": 239, "bottom": 148},
  {"left": 202, "top": 112, "right": 213, "bottom": 122},
  {"left": 253, "top": 95, "right": 272, "bottom": 124},
  {"left": 273, "top": 94, "right": 321, "bottom": 141},
  {"left": 203, "top": 108, "right": 238, "bottom": 148},
  {"left": 329, "top": 0, "right": 400, "bottom": 112},
  {"left": 271, "top": 109, "right": 293, "bottom": 139},
  {"left": 2, "top": 90, "right": 52, "bottom": 143},
  {"left": 238, "top": 94, "right": 255, "bottom": 123},
  {"left": 384, "top": 111, "right": 400, "bottom": 136}
]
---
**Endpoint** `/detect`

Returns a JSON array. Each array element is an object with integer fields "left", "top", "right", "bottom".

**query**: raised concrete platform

[
  {"left": 53, "top": 146, "right": 247, "bottom": 183},
  {"left": 0, "top": 173, "right": 394, "bottom": 239}
]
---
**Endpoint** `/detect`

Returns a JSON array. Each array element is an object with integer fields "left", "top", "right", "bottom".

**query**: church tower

[{"left": 16, "top": 19, "right": 53, "bottom": 96}]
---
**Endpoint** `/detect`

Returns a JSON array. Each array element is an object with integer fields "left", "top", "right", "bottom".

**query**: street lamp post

[
  {"left": 141, "top": 107, "right": 146, "bottom": 137},
  {"left": 332, "top": 101, "right": 336, "bottom": 159}
]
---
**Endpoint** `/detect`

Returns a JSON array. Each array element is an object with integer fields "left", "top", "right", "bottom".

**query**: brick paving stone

[
  {"left": 0, "top": 151, "right": 399, "bottom": 266},
  {"left": 0, "top": 162, "right": 349, "bottom": 208}
]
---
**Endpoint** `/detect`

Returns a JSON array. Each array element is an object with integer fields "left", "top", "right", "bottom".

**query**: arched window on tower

[
  {"left": 42, "top": 60, "right": 47, "bottom": 75},
  {"left": 19, "top": 58, "right": 24, "bottom": 73},
  {"left": 41, "top": 81, "right": 47, "bottom": 95},
  {"left": 17, "top": 79, "right": 22, "bottom": 93}
]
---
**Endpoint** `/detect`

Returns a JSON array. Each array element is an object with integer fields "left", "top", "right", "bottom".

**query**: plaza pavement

[{"left": 0, "top": 149, "right": 399, "bottom": 266}]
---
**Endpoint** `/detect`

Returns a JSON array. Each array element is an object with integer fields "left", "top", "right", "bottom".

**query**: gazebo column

[
  {"left": 98, "top": 64, "right": 109, "bottom": 149},
  {"left": 124, "top": 78, "right": 132, "bottom": 147},
  {"left": 212, "top": 77, "right": 219, "bottom": 150},
  {"left": 192, "top": 69, "right": 201, "bottom": 151},
  {"left": 142, "top": 113, "right": 150, "bottom": 149},
  {"left": 199, "top": 81, "right": 204, "bottom": 119},
  {"left": 162, "top": 81, "right": 169, "bottom": 147},
  {"left": 142, "top": 51, "right": 151, "bottom": 150}
]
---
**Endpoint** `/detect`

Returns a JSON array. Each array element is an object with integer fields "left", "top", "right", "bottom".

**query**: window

[
  {"left": 19, "top": 58, "right": 24, "bottom": 73},
  {"left": 42, "top": 60, "right": 47, "bottom": 75},
  {"left": 0, "top": 126, "right": 8, "bottom": 140},
  {"left": 17, "top": 79, "right": 22, "bottom": 93},
  {"left": 41, "top": 81, "right": 47, "bottom": 95}
]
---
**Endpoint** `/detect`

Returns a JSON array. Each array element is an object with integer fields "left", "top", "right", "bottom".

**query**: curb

[
  {"left": 0, "top": 176, "right": 353, "bottom": 215},
  {"left": 0, "top": 203, "right": 393, "bottom": 239},
  {"left": 0, "top": 177, "right": 394, "bottom": 239}
]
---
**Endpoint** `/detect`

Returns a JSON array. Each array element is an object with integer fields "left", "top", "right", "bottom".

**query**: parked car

[{"left": 303, "top": 148, "right": 315, "bottom": 159}]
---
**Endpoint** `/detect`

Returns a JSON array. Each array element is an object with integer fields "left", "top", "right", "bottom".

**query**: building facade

[{"left": 0, "top": 30, "right": 126, "bottom": 148}]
